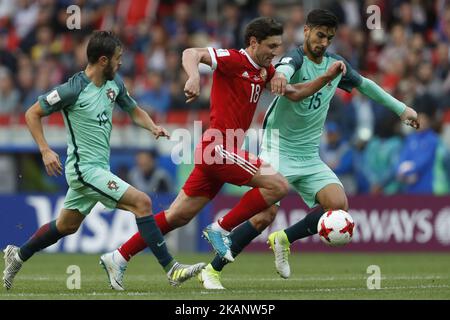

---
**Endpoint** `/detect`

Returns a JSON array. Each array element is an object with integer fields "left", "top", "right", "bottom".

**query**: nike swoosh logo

[
  {"left": 303, "top": 77, "right": 309, "bottom": 81},
  {"left": 157, "top": 241, "right": 165, "bottom": 247}
]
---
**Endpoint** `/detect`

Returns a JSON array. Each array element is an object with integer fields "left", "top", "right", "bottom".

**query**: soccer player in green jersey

[
  {"left": 198, "top": 9, "right": 420, "bottom": 289},
  {"left": 2, "top": 31, "right": 205, "bottom": 291}
]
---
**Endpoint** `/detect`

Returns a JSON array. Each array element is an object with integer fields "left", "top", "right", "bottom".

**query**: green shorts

[
  {"left": 259, "top": 150, "right": 343, "bottom": 208},
  {"left": 64, "top": 166, "right": 130, "bottom": 215}
]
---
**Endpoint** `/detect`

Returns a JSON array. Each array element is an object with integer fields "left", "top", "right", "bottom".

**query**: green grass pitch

[{"left": 1, "top": 252, "right": 449, "bottom": 300}]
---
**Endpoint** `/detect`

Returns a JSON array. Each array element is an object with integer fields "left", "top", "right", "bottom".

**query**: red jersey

[
  {"left": 205, "top": 47, "right": 275, "bottom": 138},
  {"left": 186, "top": 48, "right": 273, "bottom": 197}
]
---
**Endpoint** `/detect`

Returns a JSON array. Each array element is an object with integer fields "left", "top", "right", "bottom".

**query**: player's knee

[
  {"left": 323, "top": 197, "right": 348, "bottom": 211},
  {"left": 271, "top": 176, "right": 289, "bottom": 200},
  {"left": 135, "top": 193, "right": 152, "bottom": 216}
]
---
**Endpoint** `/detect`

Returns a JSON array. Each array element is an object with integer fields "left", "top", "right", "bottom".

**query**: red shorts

[{"left": 182, "top": 140, "right": 262, "bottom": 199}]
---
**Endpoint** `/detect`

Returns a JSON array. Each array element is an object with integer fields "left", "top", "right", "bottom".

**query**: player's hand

[
  {"left": 325, "top": 61, "right": 346, "bottom": 80},
  {"left": 41, "top": 148, "right": 62, "bottom": 176},
  {"left": 184, "top": 76, "right": 200, "bottom": 103},
  {"left": 270, "top": 72, "right": 288, "bottom": 96},
  {"left": 151, "top": 125, "right": 170, "bottom": 140},
  {"left": 400, "top": 106, "right": 420, "bottom": 129}
]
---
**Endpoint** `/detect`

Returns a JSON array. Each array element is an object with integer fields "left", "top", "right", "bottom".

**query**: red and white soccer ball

[{"left": 317, "top": 210, "right": 355, "bottom": 247}]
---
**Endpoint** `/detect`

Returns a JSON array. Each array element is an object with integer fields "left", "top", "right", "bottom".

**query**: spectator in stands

[
  {"left": 13, "top": 0, "right": 39, "bottom": 40},
  {"left": 0, "top": 67, "right": 19, "bottom": 114},
  {"left": 396, "top": 93, "right": 448, "bottom": 194},
  {"left": 30, "top": 25, "right": 61, "bottom": 62},
  {"left": 242, "top": 0, "right": 278, "bottom": 26},
  {"left": 0, "top": 28, "right": 17, "bottom": 74},
  {"left": 327, "top": 0, "right": 362, "bottom": 28},
  {"left": 378, "top": 24, "right": 409, "bottom": 74},
  {"left": 164, "top": 47, "right": 182, "bottom": 83},
  {"left": 146, "top": 24, "right": 168, "bottom": 73},
  {"left": 128, "top": 150, "right": 174, "bottom": 194},
  {"left": 394, "top": 0, "right": 428, "bottom": 35},
  {"left": 320, "top": 121, "right": 356, "bottom": 195},
  {"left": 0, "top": 0, "right": 16, "bottom": 22},
  {"left": 415, "top": 60, "right": 443, "bottom": 99},
  {"left": 409, "top": 33, "right": 430, "bottom": 62},
  {"left": 361, "top": 113, "right": 402, "bottom": 195},
  {"left": 434, "top": 4, "right": 450, "bottom": 43},
  {"left": 137, "top": 71, "right": 171, "bottom": 114},
  {"left": 281, "top": 22, "right": 296, "bottom": 53},
  {"left": 288, "top": 4, "right": 306, "bottom": 45},
  {"left": 218, "top": 1, "right": 243, "bottom": 49},
  {"left": 17, "top": 64, "right": 37, "bottom": 110},
  {"left": 163, "top": 1, "right": 205, "bottom": 48},
  {"left": 133, "top": 20, "right": 152, "bottom": 54},
  {"left": 433, "top": 42, "right": 450, "bottom": 81}
]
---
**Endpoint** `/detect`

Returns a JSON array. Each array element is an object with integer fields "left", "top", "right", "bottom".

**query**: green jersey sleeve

[
  {"left": 328, "top": 53, "right": 362, "bottom": 93},
  {"left": 38, "top": 73, "right": 84, "bottom": 115},
  {"left": 114, "top": 74, "right": 137, "bottom": 112},
  {"left": 275, "top": 48, "right": 304, "bottom": 80}
]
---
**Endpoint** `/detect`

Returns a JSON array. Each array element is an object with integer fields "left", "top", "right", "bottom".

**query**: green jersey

[
  {"left": 261, "top": 47, "right": 362, "bottom": 157},
  {"left": 38, "top": 71, "right": 137, "bottom": 175}
]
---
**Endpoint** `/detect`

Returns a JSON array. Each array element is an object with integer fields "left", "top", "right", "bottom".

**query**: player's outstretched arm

[
  {"left": 182, "top": 48, "right": 212, "bottom": 103},
  {"left": 129, "top": 106, "right": 170, "bottom": 140},
  {"left": 357, "top": 77, "right": 420, "bottom": 129},
  {"left": 25, "top": 102, "right": 62, "bottom": 176},
  {"left": 283, "top": 61, "right": 346, "bottom": 101}
]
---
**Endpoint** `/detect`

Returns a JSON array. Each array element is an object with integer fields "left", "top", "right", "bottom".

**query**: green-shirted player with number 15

[
  {"left": 3, "top": 31, "right": 205, "bottom": 291},
  {"left": 199, "top": 9, "right": 420, "bottom": 289}
]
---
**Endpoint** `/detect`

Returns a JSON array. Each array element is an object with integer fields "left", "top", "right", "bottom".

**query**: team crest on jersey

[
  {"left": 106, "top": 88, "right": 116, "bottom": 103},
  {"left": 107, "top": 180, "right": 119, "bottom": 191},
  {"left": 259, "top": 68, "right": 267, "bottom": 81}
]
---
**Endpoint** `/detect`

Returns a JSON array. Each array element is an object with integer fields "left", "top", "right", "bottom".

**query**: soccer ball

[{"left": 317, "top": 210, "right": 355, "bottom": 247}]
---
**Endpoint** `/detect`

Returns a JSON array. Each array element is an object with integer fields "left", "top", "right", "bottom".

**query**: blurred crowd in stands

[{"left": 1, "top": 0, "right": 450, "bottom": 196}]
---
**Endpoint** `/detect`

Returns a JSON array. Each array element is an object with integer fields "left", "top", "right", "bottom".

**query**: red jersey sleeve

[
  {"left": 207, "top": 48, "right": 243, "bottom": 76},
  {"left": 266, "top": 64, "right": 276, "bottom": 83}
]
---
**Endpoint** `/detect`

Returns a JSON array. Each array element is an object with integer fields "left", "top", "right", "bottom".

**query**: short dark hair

[
  {"left": 86, "top": 31, "right": 122, "bottom": 64},
  {"left": 306, "top": 9, "right": 338, "bottom": 29},
  {"left": 244, "top": 17, "right": 283, "bottom": 47}
]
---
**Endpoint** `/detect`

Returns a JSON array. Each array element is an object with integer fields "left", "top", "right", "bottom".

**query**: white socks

[
  {"left": 113, "top": 250, "right": 128, "bottom": 267},
  {"left": 211, "top": 221, "right": 229, "bottom": 235}
]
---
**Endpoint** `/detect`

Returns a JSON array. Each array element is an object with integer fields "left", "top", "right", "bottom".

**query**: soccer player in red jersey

[{"left": 99, "top": 17, "right": 346, "bottom": 290}]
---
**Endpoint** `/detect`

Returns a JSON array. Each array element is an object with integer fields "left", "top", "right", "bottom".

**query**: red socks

[
  {"left": 118, "top": 211, "right": 172, "bottom": 261},
  {"left": 218, "top": 188, "right": 269, "bottom": 231},
  {"left": 154, "top": 211, "right": 171, "bottom": 234}
]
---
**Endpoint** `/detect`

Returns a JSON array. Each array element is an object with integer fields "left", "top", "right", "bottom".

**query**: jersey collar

[
  {"left": 80, "top": 70, "right": 108, "bottom": 88},
  {"left": 240, "top": 49, "right": 261, "bottom": 70}
]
